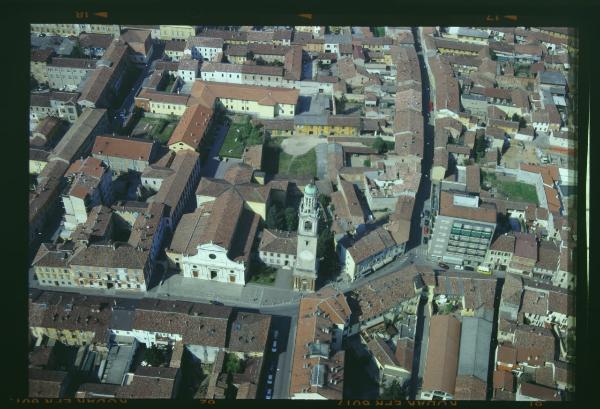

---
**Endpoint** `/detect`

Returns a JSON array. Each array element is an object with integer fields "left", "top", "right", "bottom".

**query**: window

[{"left": 209, "top": 254, "right": 216, "bottom": 259}]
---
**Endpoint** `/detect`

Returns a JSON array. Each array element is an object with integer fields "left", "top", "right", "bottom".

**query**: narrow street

[{"left": 406, "top": 27, "right": 435, "bottom": 252}]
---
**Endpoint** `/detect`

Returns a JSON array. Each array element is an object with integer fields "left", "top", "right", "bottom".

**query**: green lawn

[
  {"left": 496, "top": 180, "right": 539, "bottom": 205},
  {"left": 248, "top": 263, "right": 277, "bottom": 286},
  {"left": 219, "top": 117, "right": 264, "bottom": 159},
  {"left": 481, "top": 171, "right": 539, "bottom": 205},
  {"left": 373, "top": 27, "right": 386, "bottom": 37},
  {"left": 134, "top": 116, "right": 179, "bottom": 144},
  {"left": 278, "top": 148, "right": 317, "bottom": 178}
]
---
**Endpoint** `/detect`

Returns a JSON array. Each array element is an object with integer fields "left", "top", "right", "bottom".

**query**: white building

[
  {"left": 338, "top": 226, "right": 402, "bottom": 281},
  {"left": 184, "top": 36, "right": 224, "bottom": 62},
  {"left": 258, "top": 229, "right": 298, "bottom": 269},
  {"left": 167, "top": 189, "right": 261, "bottom": 286},
  {"left": 61, "top": 157, "right": 112, "bottom": 236},
  {"left": 177, "top": 58, "right": 199, "bottom": 83},
  {"left": 292, "top": 183, "right": 320, "bottom": 292}
]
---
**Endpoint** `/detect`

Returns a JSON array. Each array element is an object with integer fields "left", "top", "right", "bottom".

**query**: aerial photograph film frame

[{"left": 6, "top": 0, "right": 594, "bottom": 406}]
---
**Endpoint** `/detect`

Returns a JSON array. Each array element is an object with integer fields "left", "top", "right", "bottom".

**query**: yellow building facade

[
  {"left": 149, "top": 100, "right": 188, "bottom": 116},
  {"left": 294, "top": 124, "right": 359, "bottom": 136},
  {"left": 160, "top": 25, "right": 196, "bottom": 41}
]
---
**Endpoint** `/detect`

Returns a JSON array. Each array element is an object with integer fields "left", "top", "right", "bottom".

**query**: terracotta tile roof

[
  {"left": 65, "top": 156, "right": 105, "bottom": 179},
  {"left": 153, "top": 150, "right": 200, "bottom": 214},
  {"left": 186, "top": 36, "right": 224, "bottom": 49},
  {"left": 496, "top": 344, "right": 517, "bottom": 366},
  {"left": 29, "top": 291, "right": 114, "bottom": 344},
  {"left": 536, "top": 240, "right": 560, "bottom": 271},
  {"left": 241, "top": 144, "right": 263, "bottom": 170},
  {"left": 553, "top": 360, "right": 574, "bottom": 385},
  {"left": 92, "top": 135, "right": 156, "bottom": 161},
  {"left": 49, "top": 57, "right": 96, "bottom": 69},
  {"left": 350, "top": 265, "right": 424, "bottom": 322},
  {"left": 491, "top": 234, "right": 516, "bottom": 253},
  {"left": 259, "top": 228, "right": 297, "bottom": 255},
  {"left": 164, "top": 40, "right": 186, "bottom": 52},
  {"left": 78, "top": 33, "right": 113, "bottom": 50},
  {"left": 284, "top": 45, "right": 303, "bottom": 81},
  {"left": 520, "top": 289, "right": 549, "bottom": 316},
  {"left": 513, "top": 233, "right": 538, "bottom": 260},
  {"left": 454, "top": 375, "right": 487, "bottom": 400},
  {"left": 116, "top": 367, "right": 178, "bottom": 398},
  {"left": 366, "top": 336, "right": 398, "bottom": 367},
  {"left": 31, "top": 48, "right": 54, "bottom": 63},
  {"left": 70, "top": 243, "right": 149, "bottom": 271},
  {"left": 547, "top": 290, "right": 574, "bottom": 316},
  {"left": 422, "top": 315, "right": 461, "bottom": 396},
  {"left": 168, "top": 104, "right": 213, "bottom": 150},
  {"left": 394, "top": 338, "right": 414, "bottom": 371},
  {"left": 519, "top": 382, "right": 561, "bottom": 401},
  {"left": 514, "top": 324, "right": 556, "bottom": 366},
  {"left": 136, "top": 88, "right": 190, "bottom": 106},
  {"left": 439, "top": 191, "right": 497, "bottom": 223},
  {"left": 190, "top": 80, "right": 299, "bottom": 109},
  {"left": 493, "top": 370, "right": 515, "bottom": 391},
  {"left": 228, "top": 312, "right": 271, "bottom": 354},
  {"left": 121, "top": 29, "right": 151, "bottom": 55},
  {"left": 289, "top": 293, "right": 349, "bottom": 399},
  {"left": 346, "top": 226, "right": 397, "bottom": 265},
  {"left": 133, "top": 299, "right": 231, "bottom": 347},
  {"left": 29, "top": 369, "right": 68, "bottom": 398},
  {"left": 248, "top": 43, "right": 290, "bottom": 56}
]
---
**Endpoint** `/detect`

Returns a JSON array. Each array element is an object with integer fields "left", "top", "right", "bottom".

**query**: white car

[
  {"left": 454, "top": 265, "right": 464, "bottom": 271},
  {"left": 271, "top": 340, "right": 278, "bottom": 353},
  {"left": 265, "top": 388, "right": 273, "bottom": 399},
  {"left": 267, "top": 374, "right": 273, "bottom": 385}
]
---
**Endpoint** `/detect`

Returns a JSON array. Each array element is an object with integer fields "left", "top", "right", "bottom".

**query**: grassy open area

[
  {"left": 219, "top": 116, "right": 263, "bottom": 159},
  {"left": 133, "top": 115, "right": 179, "bottom": 144},
  {"left": 248, "top": 262, "right": 276, "bottom": 286},
  {"left": 372, "top": 27, "right": 386, "bottom": 37},
  {"left": 278, "top": 148, "right": 317, "bottom": 177},
  {"left": 482, "top": 171, "right": 539, "bottom": 205}
]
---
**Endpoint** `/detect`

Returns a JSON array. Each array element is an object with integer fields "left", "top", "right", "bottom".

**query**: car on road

[
  {"left": 438, "top": 262, "right": 449, "bottom": 270},
  {"left": 265, "top": 388, "right": 273, "bottom": 399},
  {"left": 267, "top": 374, "right": 274, "bottom": 385},
  {"left": 273, "top": 330, "right": 279, "bottom": 339},
  {"left": 464, "top": 266, "right": 475, "bottom": 271},
  {"left": 454, "top": 265, "right": 464, "bottom": 271},
  {"left": 269, "top": 362, "right": 277, "bottom": 373},
  {"left": 424, "top": 219, "right": 429, "bottom": 226},
  {"left": 271, "top": 340, "right": 278, "bottom": 353}
]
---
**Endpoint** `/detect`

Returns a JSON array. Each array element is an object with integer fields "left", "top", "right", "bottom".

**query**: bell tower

[{"left": 293, "top": 182, "right": 320, "bottom": 292}]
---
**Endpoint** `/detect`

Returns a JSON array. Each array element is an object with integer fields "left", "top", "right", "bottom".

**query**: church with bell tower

[{"left": 292, "top": 182, "right": 320, "bottom": 292}]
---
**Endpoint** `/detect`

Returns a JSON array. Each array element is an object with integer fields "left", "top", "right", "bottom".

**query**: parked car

[
  {"left": 438, "top": 262, "right": 449, "bottom": 270},
  {"left": 271, "top": 340, "right": 278, "bottom": 353},
  {"left": 273, "top": 330, "right": 279, "bottom": 340},
  {"left": 424, "top": 219, "right": 430, "bottom": 226},
  {"left": 265, "top": 388, "right": 273, "bottom": 399},
  {"left": 454, "top": 265, "right": 464, "bottom": 271},
  {"left": 267, "top": 374, "right": 274, "bottom": 385},
  {"left": 464, "top": 266, "right": 475, "bottom": 271},
  {"left": 425, "top": 210, "right": 431, "bottom": 217}
]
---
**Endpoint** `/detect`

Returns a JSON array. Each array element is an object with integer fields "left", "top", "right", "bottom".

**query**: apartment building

[{"left": 429, "top": 192, "right": 497, "bottom": 267}]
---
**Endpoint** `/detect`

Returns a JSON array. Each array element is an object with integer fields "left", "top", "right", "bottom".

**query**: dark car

[
  {"left": 210, "top": 300, "right": 224, "bottom": 306},
  {"left": 438, "top": 262, "right": 450, "bottom": 270},
  {"left": 425, "top": 210, "right": 431, "bottom": 217},
  {"left": 464, "top": 266, "right": 475, "bottom": 271},
  {"left": 424, "top": 219, "right": 430, "bottom": 226},
  {"left": 423, "top": 237, "right": 428, "bottom": 244}
]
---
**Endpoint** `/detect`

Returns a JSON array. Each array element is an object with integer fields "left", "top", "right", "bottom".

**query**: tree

[
  {"left": 318, "top": 193, "right": 331, "bottom": 210},
  {"left": 363, "top": 159, "right": 371, "bottom": 167},
  {"left": 372, "top": 137, "right": 389, "bottom": 154},
  {"left": 266, "top": 203, "right": 284, "bottom": 230},
  {"left": 246, "top": 51, "right": 254, "bottom": 61},
  {"left": 143, "top": 346, "right": 165, "bottom": 367},
  {"left": 512, "top": 113, "right": 520, "bottom": 123},
  {"left": 380, "top": 380, "right": 407, "bottom": 400},
  {"left": 519, "top": 117, "right": 527, "bottom": 128},
  {"left": 284, "top": 207, "right": 299, "bottom": 231},
  {"left": 224, "top": 353, "right": 241, "bottom": 374}
]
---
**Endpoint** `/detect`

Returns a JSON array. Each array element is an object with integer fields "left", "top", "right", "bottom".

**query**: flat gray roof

[{"left": 458, "top": 316, "right": 493, "bottom": 381}]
